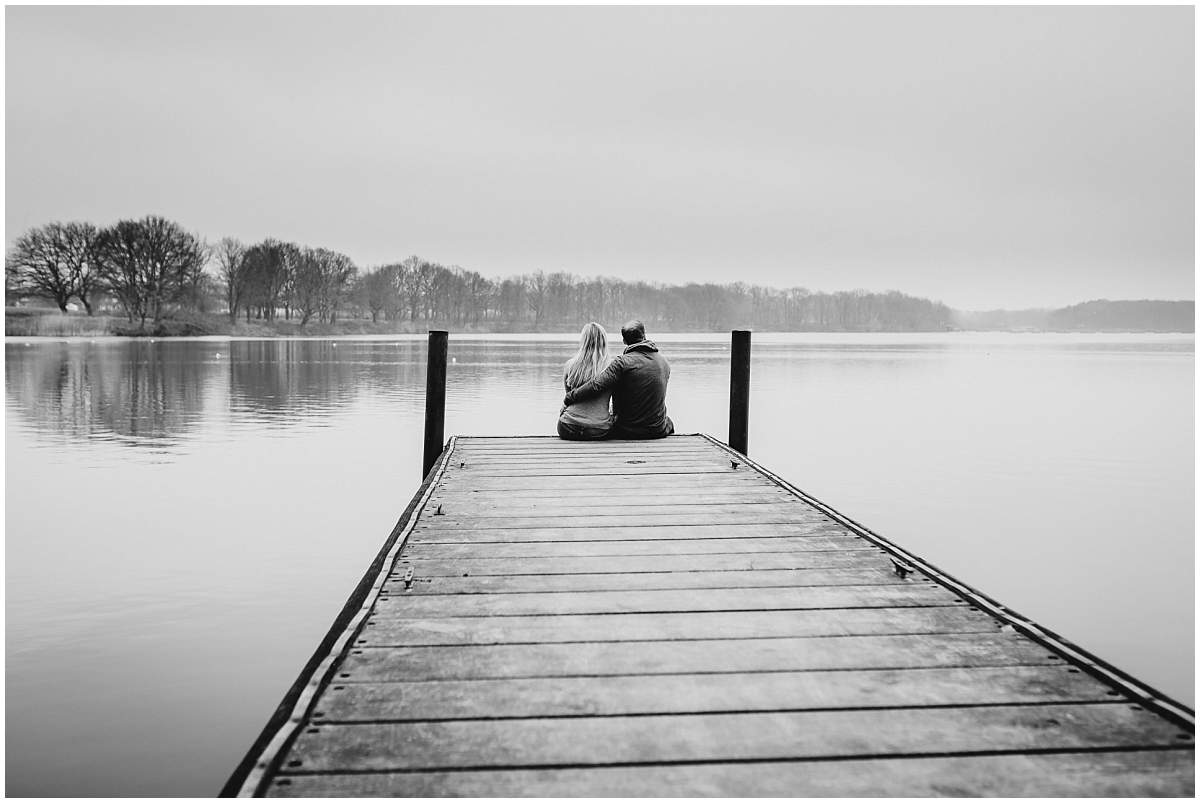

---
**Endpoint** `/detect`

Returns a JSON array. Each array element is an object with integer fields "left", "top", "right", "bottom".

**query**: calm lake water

[{"left": 5, "top": 332, "right": 1195, "bottom": 795}]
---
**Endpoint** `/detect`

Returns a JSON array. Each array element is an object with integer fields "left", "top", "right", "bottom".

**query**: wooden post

[
  {"left": 422, "top": 330, "right": 448, "bottom": 478},
  {"left": 728, "top": 329, "right": 751, "bottom": 455}
]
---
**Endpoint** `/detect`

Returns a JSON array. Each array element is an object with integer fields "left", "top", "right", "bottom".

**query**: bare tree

[
  {"left": 215, "top": 238, "right": 249, "bottom": 321},
  {"left": 6, "top": 222, "right": 99, "bottom": 313},
  {"left": 289, "top": 248, "right": 323, "bottom": 325},
  {"left": 321, "top": 250, "right": 356, "bottom": 324},
  {"left": 92, "top": 216, "right": 207, "bottom": 326},
  {"left": 359, "top": 267, "right": 392, "bottom": 322},
  {"left": 289, "top": 247, "right": 356, "bottom": 325},
  {"left": 382, "top": 264, "right": 407, "bottom": 321},
  {"left": 462, "top": 270, "right": 492, "bottom": 326},
  {"left": 525, "top": 271, "right": 548, "bottom": 330},
  {"left": 394, "top": 255, "right": 421, "bottom": 321},
  {"left": 242, "top": 240, "right": 294, "bottom": 321}
]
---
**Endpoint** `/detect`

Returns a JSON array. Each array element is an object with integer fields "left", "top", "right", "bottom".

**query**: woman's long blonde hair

[{"left": 564, "top": 322, "right": 610, "bottom": 390}]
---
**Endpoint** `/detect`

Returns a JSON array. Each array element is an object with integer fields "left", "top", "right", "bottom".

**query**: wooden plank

[
  {"left": 452, "top": 449, "right": 718, "bottom": 460},
  {"left": 374, "top": 584, "right": 958, "bottom": 618},
  {"left": 401, "top": 550, "right": 898, "bottom": 575},
  {"left": 455, "top": 438, "right": 709, "bottom": 446},
  {"left": 451, "top": 462, "right": 731, "bottom": 472},
  {"left": 444, "top": 452, "right": 742, "bottom": 463},
  {"left": 446, "top": 466, "right": 745, "bottom": 477},
  {"left": 418, "top": 509, "right": 834, "bottom": 524},
  {"left": 439, "top": 484, "right": 782, "bottom": 495},
  {"left": 453, "top": 453, "right": 728, "bottom": 463},
  {"left": 424, "top": 496, "right": 799, "bottom": 512},
  {"left": 451, "top": 459, "right": 733, "bottom": 469},
  {"left": 386, "top": 566, "right": 904, "bottom": 593},
  {"left": 282, "top": 704, "right": 1184, "bottom": 772},
  {"left": 440, "top": 475, "right": 779, "bottom": 490},
  {"left": 455, "top": 438, "right": 708, "bottom": 447},
  {"left": 431, "top": 490, "right": 797, "bottom": 505},
  {"left": 414, "top": 525, "right": 854, "bottom": 544},
  {"left": 444, "top": 475, "right": 781, "bottom": 487},
  {"left": 421, "top": 502, "right": 819, "bottom": 517},
  {"left": 457, "top": 438, "right": 708, "bottom": 445},
  {"left": 336, "top": 632, "right": 1063, "bottom": 682},
  {"left": 411, "top": 522, "right": 849, "bottom": 541},
  {"left": 455, "top": 437, "right": 707, "bottom": 444},
  {"left": 354, "top": 607, "right": 997, "bottom": 646},
  {"left": 417, "top": 510, "right": 838, "bottom": 530},
  {"left": 454, "top": 445, "right": 714, "bottom": 452},
  {"left": 440, "top": 476, "right": 774, "bottom": 489},
  {"left": 452, "top": 454, "right": 719, "bottom": 464},
  {"left": 402, "top": 536, "right": 869, "bottom": 558},
  {"left": 314, "top": 665, "right": 1121, "bottom": 721},
  {"left": 268, "top": 750, "right": 1197, "bottom": 797}
]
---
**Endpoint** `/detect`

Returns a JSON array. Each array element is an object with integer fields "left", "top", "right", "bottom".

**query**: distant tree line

[
  {"left": 5, "top": 217, "right": 210, "bottom": 327},
  {"left": 954, "top": 300, "right": 1195, "bottom": 333},
  {"left": 215, "top": 238, "right": 356, "bottom": 325},
  {"left": 7, "top": 216, "right": 958, "bottom": 332},
  {"left": 1046, "top": 300, "right": 1195, "bottom": 333},
  {"left": 348, "top": 262, "right": 954, "bottom": 331},
  {"left": 6, "top": 217, "right": 360, "bottom": 329}
]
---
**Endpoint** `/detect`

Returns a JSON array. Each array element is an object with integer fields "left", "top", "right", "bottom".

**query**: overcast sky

[{"left": 5, "top": 6, "right": 1194, "bottom": 309}]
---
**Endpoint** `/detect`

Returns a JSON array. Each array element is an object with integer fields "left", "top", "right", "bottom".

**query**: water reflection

[
  {"left": 6, "top": 334, "right": 1195, "bottom": 450},
  {"left": 6, "top": 341, "right": 216, "bottom": 448},
  {"left": 3, "top": 333, "right": 1195, "bottom": 796},
  {"left": 7, "top": 340, "right": 449, "bottom": 448},
  {"left": 5, "top": 338, "right": 637, "bottom": 449},
  {"left": 229, "top": 340, "right": 365, "bottom": 423}
]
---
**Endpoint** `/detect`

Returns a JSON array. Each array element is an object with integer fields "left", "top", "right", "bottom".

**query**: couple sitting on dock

[{"left": 557, "top": 320, "right": 674, "bottom": 441}]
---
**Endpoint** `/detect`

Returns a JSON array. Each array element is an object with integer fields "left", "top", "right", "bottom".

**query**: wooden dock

[{"left": 225, "top": 434, "right": 1194, "bottom": 796}]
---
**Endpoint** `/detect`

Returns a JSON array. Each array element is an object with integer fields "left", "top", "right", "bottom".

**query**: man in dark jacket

[{"left": 563, "top": 320, "right": 674, "bottom": 439}]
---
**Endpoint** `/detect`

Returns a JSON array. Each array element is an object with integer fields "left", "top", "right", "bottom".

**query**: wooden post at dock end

[
  {"left": 422, "top": 330, "right": 449, "bottom": 478},
  {"left": 728, "top": 329, "right": 751, "bottom": 455}
]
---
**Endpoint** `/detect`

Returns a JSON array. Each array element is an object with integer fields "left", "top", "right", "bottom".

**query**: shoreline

[
  {"left": 6, "top": 308, "right": 1194, "bottom": 340},
  {"left": 7, "top": 330, "right": 1196, "bottom": 342}
]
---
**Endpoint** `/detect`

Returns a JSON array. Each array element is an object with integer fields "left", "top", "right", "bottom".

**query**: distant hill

[
  {"left": 954, "top": 300, "right": 1194, "bottom": 333},
  {"left": 1046, "top": 299, "right": 1194, "bottom": 332}
]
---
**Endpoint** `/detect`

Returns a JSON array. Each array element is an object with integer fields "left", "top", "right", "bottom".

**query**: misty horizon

[
  {"left": 5, "top": 6, "right": 1196, "bottom": 793},
  {"left": 7, "top": 209, "right": 1195, "bottom": 317},
  {"left": 6, "top": 6, "right": 1195, "bottom": 310}
]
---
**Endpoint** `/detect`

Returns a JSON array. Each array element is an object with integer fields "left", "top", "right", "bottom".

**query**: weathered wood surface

[
  {"left": 317, "top": 665, "right": 1125, "bottom": 721},
  {"left": 404, "top": 536, "right": 868, "bottom": 557},
  {"left": 386, "top": 565, "right": 903, "bottom": 593},
  {"left": 270, "top": 750, "right": 1195, "bottom": 797},
  {"left": 288, "top": 703, "right": 1184, "bottom": 772},
  {"left": 357, "top": 608, "right": 1000, "bottom": 646},
  {"left": 370, "top": 584, "right": 960, "bottom": 617},
  {"left": 336, "top": 633, "right": 1066, "bottom": 682},
  {"left": 401, "top": 550, "right": 894, "bottom": 575},
  {"left": 244, "top": 435, "right": 1193, "bottom": 797}
]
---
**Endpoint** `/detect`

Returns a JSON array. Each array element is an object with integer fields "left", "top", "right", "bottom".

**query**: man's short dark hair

[{"left": 621, "top": 320, "right": 646, "bottom": 345}]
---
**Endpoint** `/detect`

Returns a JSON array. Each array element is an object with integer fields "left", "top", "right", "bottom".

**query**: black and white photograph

[{"left": 4, "top": 4, "right": 1195, "bottom": 797}]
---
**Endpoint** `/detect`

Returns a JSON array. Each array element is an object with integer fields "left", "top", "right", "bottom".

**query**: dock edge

[
  {"left": 697, "top": 433, "right": 1196, "bottom": 732},
  {"left": 219, "top": 436, "right": 461, "bottom": 797}
]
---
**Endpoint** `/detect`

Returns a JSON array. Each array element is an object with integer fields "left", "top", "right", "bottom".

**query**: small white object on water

[{"left": 451, "top": 357, "right": 457, "bottom": 364}]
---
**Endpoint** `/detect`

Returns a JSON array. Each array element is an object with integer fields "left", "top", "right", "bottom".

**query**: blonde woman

[{"left": 557, "top": 322, "right": 615, "bottom": 440}]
